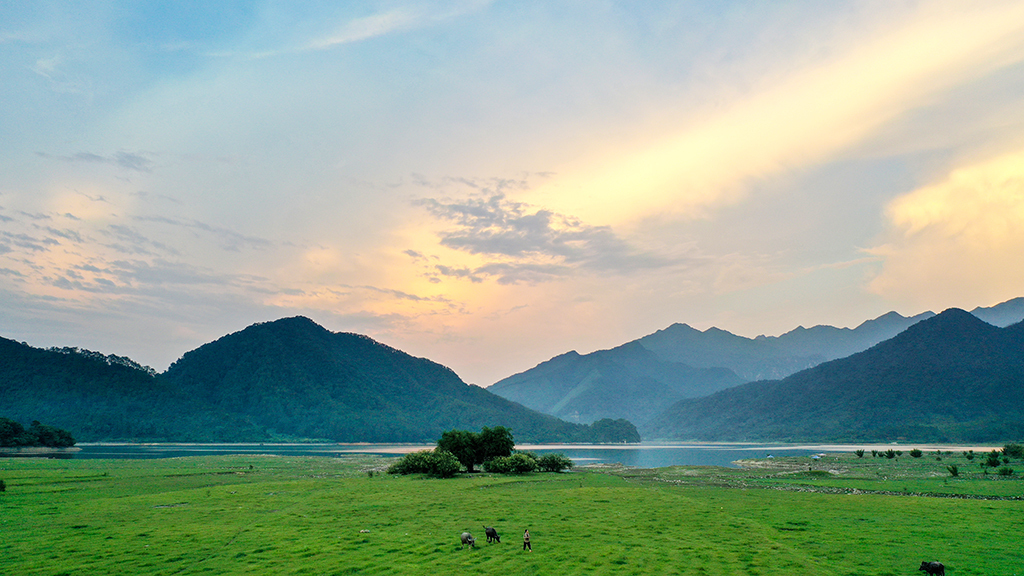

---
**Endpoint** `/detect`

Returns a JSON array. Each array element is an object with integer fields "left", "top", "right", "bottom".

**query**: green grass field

[{"left": 1, "top": 451, "right": 1022, "bottom": 575}]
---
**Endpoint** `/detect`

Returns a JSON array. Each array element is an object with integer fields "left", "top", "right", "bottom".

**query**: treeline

[{"left": 0, "top": 418, "right": 76, "bottom": 448}]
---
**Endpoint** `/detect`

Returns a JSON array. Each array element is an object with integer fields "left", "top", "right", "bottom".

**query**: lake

[{"left": 23, "top": 442, "right": 992, "bottom": 468}]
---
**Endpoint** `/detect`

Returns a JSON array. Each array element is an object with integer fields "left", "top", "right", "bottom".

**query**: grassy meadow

[{"left": 1, "top": 450, "right": 1023, "bottom": 575}]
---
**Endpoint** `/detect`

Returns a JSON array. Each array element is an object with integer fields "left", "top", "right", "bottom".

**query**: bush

[
  {"left": 965, "top": 450, "right": 975, "bottom": 461},
  {"left": 985, "top": 451, "right": 1003, "bottom": 468},
  {"left": 855, "top": 450, "right": 865, "bottom": 458},
  {"left": 484, "top": 453, "right": 538, "bottom": 474},
  {"left": 885, "top": 449, "right": 897, "bottom": 459},
  {"left": 909, "top": 449, "right": 923, "bottom": 458},
  {"left": 946, "top": 465, "right": 958, "bottom": 477},
  {"left": 998, "top": 467, "right": 1014, "bottom": 476},
  {"left": 387, "top": 450, "right": 462, "bottom": 478},
  {"left": 0, "top": 479, "right": 5, "bottom": 492},
  {"left": 537, "top": 453, "right": 574, "bottom": 473},
  {"left": 1003, "top": 443, "right": 1024, "bottom": 460}
]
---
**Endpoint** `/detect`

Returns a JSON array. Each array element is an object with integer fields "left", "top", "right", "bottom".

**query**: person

[{"left": 523, "top": 528, "right": 531, "bottom": 551}]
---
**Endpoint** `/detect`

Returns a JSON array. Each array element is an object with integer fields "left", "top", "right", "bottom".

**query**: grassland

[{"left": 1, "top": 450, "right": 1022, "bottom": 575}]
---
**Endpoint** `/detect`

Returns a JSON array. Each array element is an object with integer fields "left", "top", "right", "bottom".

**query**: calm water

[{"left": 33, "top": 442, "right": 830, "bottom": 468}]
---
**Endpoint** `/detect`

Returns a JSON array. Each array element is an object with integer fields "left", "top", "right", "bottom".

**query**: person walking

[{"left": 523, "top": 528, "right": 531, "bottom": 552}]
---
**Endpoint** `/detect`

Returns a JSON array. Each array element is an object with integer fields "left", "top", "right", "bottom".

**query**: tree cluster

[
  {"left": 0, "top": 418, "right": 76, "bottom": 448},
  {"left": 387, "top": 426, "right": 574, "bottom": 477}
]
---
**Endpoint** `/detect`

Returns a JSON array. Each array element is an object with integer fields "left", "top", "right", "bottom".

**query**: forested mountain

[
  {"left": 160, "top": 317, "right": 605, "bottom": 442},
  {"left": 644, "top": 309, "right": 1024, "bottom": 442},
  {"left": 1, "top": 319, "right": 635, "bottom": 443},
  {"left": 488, "top": 342, "right": 743, "bottom": 425},
  {"left": 0, "top": 336, "right": 247, "bottom": 441}
]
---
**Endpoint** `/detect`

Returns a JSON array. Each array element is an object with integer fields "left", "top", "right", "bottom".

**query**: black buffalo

[
  {"left": 919, "top": 561, "right": 945, "bottom": 576},
  {"left": 484, "top": 526, "right": 500, "bottom": 543}
]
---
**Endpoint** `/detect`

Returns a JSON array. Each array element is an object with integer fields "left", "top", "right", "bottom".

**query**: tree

[
  {"left": 477, "top": 426, "right": 515, "bottom": 462},
  {"left": 437, "top": 429, "right": 480, "bottom": 472}
]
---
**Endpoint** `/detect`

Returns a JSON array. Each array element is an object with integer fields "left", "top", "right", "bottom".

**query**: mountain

[
  {"left": 488, "top": 342, "right": 744, "bottom": 425},
  {"left": 488, "top": 309, "right": 936, "bottom": 426},
  {"left": 644, "top": 309, "right": 1024, "bottom": 442},
  {"left": 637, "top": 310, "right": 936, "bottom": 381},
  {"left": 971, "top": 296, "right": 1024, "bottom": 327},
  {"left": 161, "top": 316, "right": 601, "bottom": 442},
  {"left": 1, "top": 318, "right": 635, "bottom": 443},
  {"left": 0, "top": 337, "right": 247, "bottom": 441}
]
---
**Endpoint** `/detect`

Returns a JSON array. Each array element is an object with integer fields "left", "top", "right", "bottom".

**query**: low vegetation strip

[{"left": 1, "top": 452, "right": 1021, "bottom": 575}]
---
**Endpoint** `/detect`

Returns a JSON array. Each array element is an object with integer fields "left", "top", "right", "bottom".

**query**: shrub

[
  {"left": 1003, "top": 443, "right": 1024, "bottom": 460},
  {"left": 946, "top": 465, "right": 958, "bottom": 477},
  {"left": 998, "top": 467, "right": 1014, "bottom": 476},
  {"left": 909, "top": 449, "right": 923, "bottom": 458},
  {"left": 537, "top": 453, "right": 574, "bottom": 473},
  {"left": 484, "top": 453, "right": 538, "bottom": 474},
  {"left": 0, "top": 479, "right": 5, "bottom": 492},
  {"left": 855, "top": 450, "right": 865, "bottom": 458},
  {"left": 387, "top": 450, "right": 462, "bottom": 478},
  {"left": 985, "top": 451, "right": 1002, "bottom": 468},
  {"left": 965, "top": 450, "right": 975, "bottom": 461},
  {"left": 885, "top": 449, "right": 897, "bottom": 459}
]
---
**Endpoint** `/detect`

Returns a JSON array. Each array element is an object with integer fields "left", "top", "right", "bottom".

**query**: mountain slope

[
  {"left": 160, "top": 317, "right": 600, "bottom": 442},
  {"left": 644, "top": 309, "right": 1024, "bottom": 442},
  {"left": 488, "top": 342, "right": 743, "bottom": 425},
  {"left": 0, "top": 337, "right": 245, "bottom": 441}
]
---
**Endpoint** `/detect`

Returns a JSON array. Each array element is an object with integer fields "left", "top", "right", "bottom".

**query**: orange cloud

[
  {"left": 869, "top": 149, "right": 1024, "bottom": 309},
  {"left": 522, "top": 2, "right": 1024, "bottom": 227}
]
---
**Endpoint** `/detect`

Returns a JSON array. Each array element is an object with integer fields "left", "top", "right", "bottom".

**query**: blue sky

[{"left": 3, "top": 1, "right": 1024, "bottom": 385}]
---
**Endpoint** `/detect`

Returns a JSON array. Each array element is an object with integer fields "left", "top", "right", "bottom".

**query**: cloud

[
  {"left": 868, "top": 149, "right": 1024, "bottom": 308},
  {"left": 36, "top": 151, "right": 154, "bottom": 172},
  {"left": 133, "top": 216, "right": 272, "bottom": 252},
  {"left": 415, "top": 192, "right": 680, "bottom": 284},
  {"left": 521, "top": 1, "right": 1024, "bottom": 226}
]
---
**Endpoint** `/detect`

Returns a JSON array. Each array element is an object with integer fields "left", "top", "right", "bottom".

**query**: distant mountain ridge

[
  {"left": 487, "top": 298, "right": 1024, "bottom": 428},
  {"left": 644, "top": 308, "right": 1024, "bottom": 442},
  {"left": 1, "top": 317, "right": 634, "bottom": 443}
]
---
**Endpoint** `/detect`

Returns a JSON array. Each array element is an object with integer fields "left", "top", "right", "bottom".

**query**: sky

[{"left": 3, "top": 1, "right": 1024, "bottom": 386}]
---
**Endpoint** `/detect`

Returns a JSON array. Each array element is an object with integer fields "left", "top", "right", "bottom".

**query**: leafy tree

[
  {"left": 436, "top": 429, "right": 481, "bottom": 472},
  {"left": 477, "top": 426, "right": 515, "bottom": 462}
]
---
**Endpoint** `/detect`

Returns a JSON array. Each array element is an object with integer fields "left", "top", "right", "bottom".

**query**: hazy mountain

[
  {"left": 644, "top": 309, "right": 1024, "bottom": 443},
  {"left": 2, "top": 318, "right": 636, "bottom": 443},
  {"left": 488, "top": 310, "right": 935, "bottom": 426},
  {"left": 488, "top": 342, "right": 744, "bottom": 425},
  {"left": 971, "top": 296, "right": 1024, "bottom": 327},
  {"left": 637, "top": 310, "right": 936, "bottom": 381}
]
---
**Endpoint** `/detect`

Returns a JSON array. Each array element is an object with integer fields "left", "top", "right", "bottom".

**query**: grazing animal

[
  {"left": 460, "top": 532, "right": 476, "bottom": 549},
  {"left": 484, "top": 526, "right": 500, "bottom": 543},
  {"left": 919, "top": 561, "right": 945, "bottom": 576}
]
